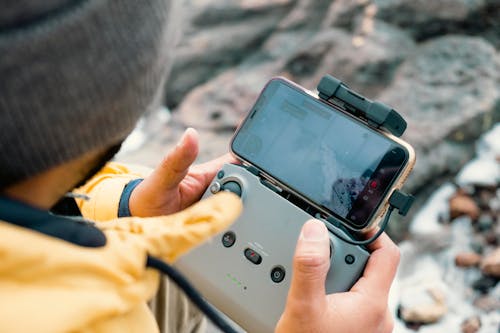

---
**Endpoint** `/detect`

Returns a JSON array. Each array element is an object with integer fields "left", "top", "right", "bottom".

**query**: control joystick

[{"left": 222, "top": 181, "right": 242, "bottom": 197}]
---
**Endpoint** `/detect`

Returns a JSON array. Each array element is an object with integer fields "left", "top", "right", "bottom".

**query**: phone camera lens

[
  {"left": 390, "top": 147, "right": 405, "bottom": 162},
  {"left": 270, "top": 266, "right": 286, "bottom": 283}
]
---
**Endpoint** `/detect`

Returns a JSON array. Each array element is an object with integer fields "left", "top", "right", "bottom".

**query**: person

[{"left": 0, "top": 1, "right": 399, "bottom": 333}]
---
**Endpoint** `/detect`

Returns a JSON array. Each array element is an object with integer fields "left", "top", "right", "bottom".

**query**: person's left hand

[{"left": 129, "top": 128, "right": 237, "bottom": 217}]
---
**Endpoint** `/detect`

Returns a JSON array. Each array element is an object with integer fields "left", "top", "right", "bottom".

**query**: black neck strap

[{"left": 0, "top": 196, "right": 106, "bottom": 247}]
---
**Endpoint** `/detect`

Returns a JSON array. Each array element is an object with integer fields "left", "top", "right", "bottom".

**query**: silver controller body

[{"left": 175, "top": 163, "right": 369, "bottom": 333}]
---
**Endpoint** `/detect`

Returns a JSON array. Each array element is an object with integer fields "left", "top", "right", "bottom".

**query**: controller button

[
  {"left": 222, "top": 231, "right": 236, "bottom": 248},
  {"left": 270, "top": 266, "right": 286, "bottom": 283},
  {"left": 210, "top": 182, "right": 221, "bottom": 194},
  {"left": 222, "top": 181, "right": 242, "bottom": 197},
  {"left": 345, "top": 254, "right": 355, "bottom": 265},
  {"left": 217, "top": 170, "right": 225, "bottom": 179},
  {"left": 244, "top": 248, "right": 262, "bottom": 265}
]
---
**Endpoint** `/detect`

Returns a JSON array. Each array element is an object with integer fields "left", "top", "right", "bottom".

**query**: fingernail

[
  {"left": 185, "top": 127, "right": 197, "bottom": 136},
  {"left": 301, "top": 220, "right": 327, "bottom": 241},
  {"left": 177, "top": 128, "right": 192, "bottom": 148}
]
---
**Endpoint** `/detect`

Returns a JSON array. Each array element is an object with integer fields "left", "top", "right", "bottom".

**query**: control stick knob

[{"left": 222, "top": 181, "right": 242, "bottom": 197}]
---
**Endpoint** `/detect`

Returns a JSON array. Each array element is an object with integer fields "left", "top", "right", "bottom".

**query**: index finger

[
  {"left": 152, "top": 128, "right": 199, "bottom": 190},
  {"left": 350, "top": 232, "right": 400, "bottom": 297}
]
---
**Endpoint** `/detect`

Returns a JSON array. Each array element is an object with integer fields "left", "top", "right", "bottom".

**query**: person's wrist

[{"left": 118, "top": 178, "right": 143, "bottom": 217}]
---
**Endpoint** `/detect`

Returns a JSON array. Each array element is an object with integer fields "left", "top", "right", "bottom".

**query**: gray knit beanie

[{"left": 0, "top": 0, "right": 178, "bottom": 188}]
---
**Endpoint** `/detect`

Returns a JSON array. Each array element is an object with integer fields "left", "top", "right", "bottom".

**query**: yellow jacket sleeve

[
  {"left": 0, "top": 192, "right": 242, "bottom": 333},
  {"left": 74, "top": 162, "right": 151, "bottom": 221},
  {"left": 95, "top": 191, "right": 242, "bottom": 263}
]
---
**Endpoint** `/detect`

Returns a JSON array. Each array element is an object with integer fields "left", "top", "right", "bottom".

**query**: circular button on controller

[
  {"left": 222, "top": 231, "right": 236, "bottom": 248},
  {"left": 210, "top": 182, "right": 221, "bottom": 194},
  {"left": 270, "top": 266, "right": 286, "bottom": 283},
  {"left": 345, "top": 254, "right": 355, "bottom": 265}
]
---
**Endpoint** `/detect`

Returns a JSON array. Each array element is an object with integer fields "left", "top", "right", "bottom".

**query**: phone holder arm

[{"left": 317, "top": 75, "right": 407, "bottom": 137}]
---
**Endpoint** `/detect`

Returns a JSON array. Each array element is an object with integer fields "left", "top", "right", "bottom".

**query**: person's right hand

[{"left": 275, "top": 220, "right": 400, "bottom": 333}]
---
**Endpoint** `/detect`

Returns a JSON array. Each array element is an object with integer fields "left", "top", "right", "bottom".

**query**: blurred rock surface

[
  {"left": 114, "top": 7, "right": 500, "bottom": 331},
  {"left": 460, "top": 315, "right": 481, "bottom": 333},
  {"left": 473, "top": 295, "right": 500, "bottom": 312},
  {"left": 472, "top": 275, "right": 498, "bottom": 294},
  {"left": 398, "top": 286, "right": 448, "bottom": 324},
  {"left": 480, "top": 248, "right": 500, "bottom": 278},
  {"left": 393, "top": 126, "right": 499, "bottom": 332},
  {"left": 106, "top": 5, "right": 500, "bottom": 333},
  {"left": 455, "top": 252, "right": 482, "bottom": 268},
  {"left": 379, "top": 35, "right": 500, "bottom": 193},
  {"left": 167, "top": 0, "right": 295, "bottom": 107},
  {"left": 163, "top": 0, "right": 500, "bottom": 198},
  {"left": 449, "top": 191, "right": 481, "bottom": 222},
  {"left": 115, "top": 0, "right": 500, "bottom": 245}
]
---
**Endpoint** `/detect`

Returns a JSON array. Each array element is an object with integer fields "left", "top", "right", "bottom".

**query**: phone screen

[{"left": 231, "top": 79, "right": 409, "bottom": 229}]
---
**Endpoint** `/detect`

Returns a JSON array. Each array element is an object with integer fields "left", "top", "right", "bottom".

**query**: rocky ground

[
  {"left": 114, "top": 1, "right": 500, "bottom": 332},
  {"left": 117, "top": 0, "right": 500, "bottom": 239},
  {"left": 392, "top": 125, "right": 499, "bottom": 333}
]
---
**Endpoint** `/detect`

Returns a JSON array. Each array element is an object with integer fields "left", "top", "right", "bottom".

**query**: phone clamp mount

[{"left": 317, "top": 75, "right": 407, "bottom": 137}]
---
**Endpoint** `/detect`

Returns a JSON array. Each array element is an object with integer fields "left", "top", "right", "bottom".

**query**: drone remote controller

[{"left": 175, "top": 163, "right": 369, "bottom": 333}]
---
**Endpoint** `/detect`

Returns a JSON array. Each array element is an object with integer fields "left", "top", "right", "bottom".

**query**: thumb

[
  {"left": 288, "top": 219, "right": 330, "bottom": 308},
  {"left": 150, "top": 128, "right": 199, "bottom": 190}
]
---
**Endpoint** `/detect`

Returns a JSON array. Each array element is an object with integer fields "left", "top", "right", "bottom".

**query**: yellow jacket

[{"left": 0, "top": 162, "right": 241, "bottom": 333}]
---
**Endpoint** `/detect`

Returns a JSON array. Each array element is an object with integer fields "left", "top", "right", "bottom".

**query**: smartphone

[{"left": 231, "top": 77, "right": 415, "bottom": 231}]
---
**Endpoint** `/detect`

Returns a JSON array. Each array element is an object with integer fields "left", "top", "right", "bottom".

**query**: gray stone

[
  {"left": 322, "top": 0, "right": 368, "bottom": 30},
  {"left": 260, "top": 30, "right": 315, "bottom": 60},
  {"left": 374, "top": 0, "right": 500, "bottom": 46},
  {"left": 375, "top": 0, "right": 487, "bottom": 24},
  {"left": 277, "top": 0, "right": 331, "bottom": 30},
  {"left": 166, "top": 0, "right": 295, "bottom": 107},
  {"left": 117, "top": 3, "right": 500, "bottom": 247},
  {"left": 184, "top": 0, "right": 294, "bottom": 28},
  {"left": 167, "top": 16, "right": 278, "bottom": 107},
  {"left": 324, "top": 0, "right": 500, "bottom": 48},
  {"left": 175, "top": 62, "right": 283, "bottom": 131},
  {"left": 284, "top": 22, "right": 415, "bottom": 97},
  {"left": 175, "top": 21, "right": 416, "bottom": 134},
  {"left": 379, "top": 35, "right": 500, "bottom": 193}
]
